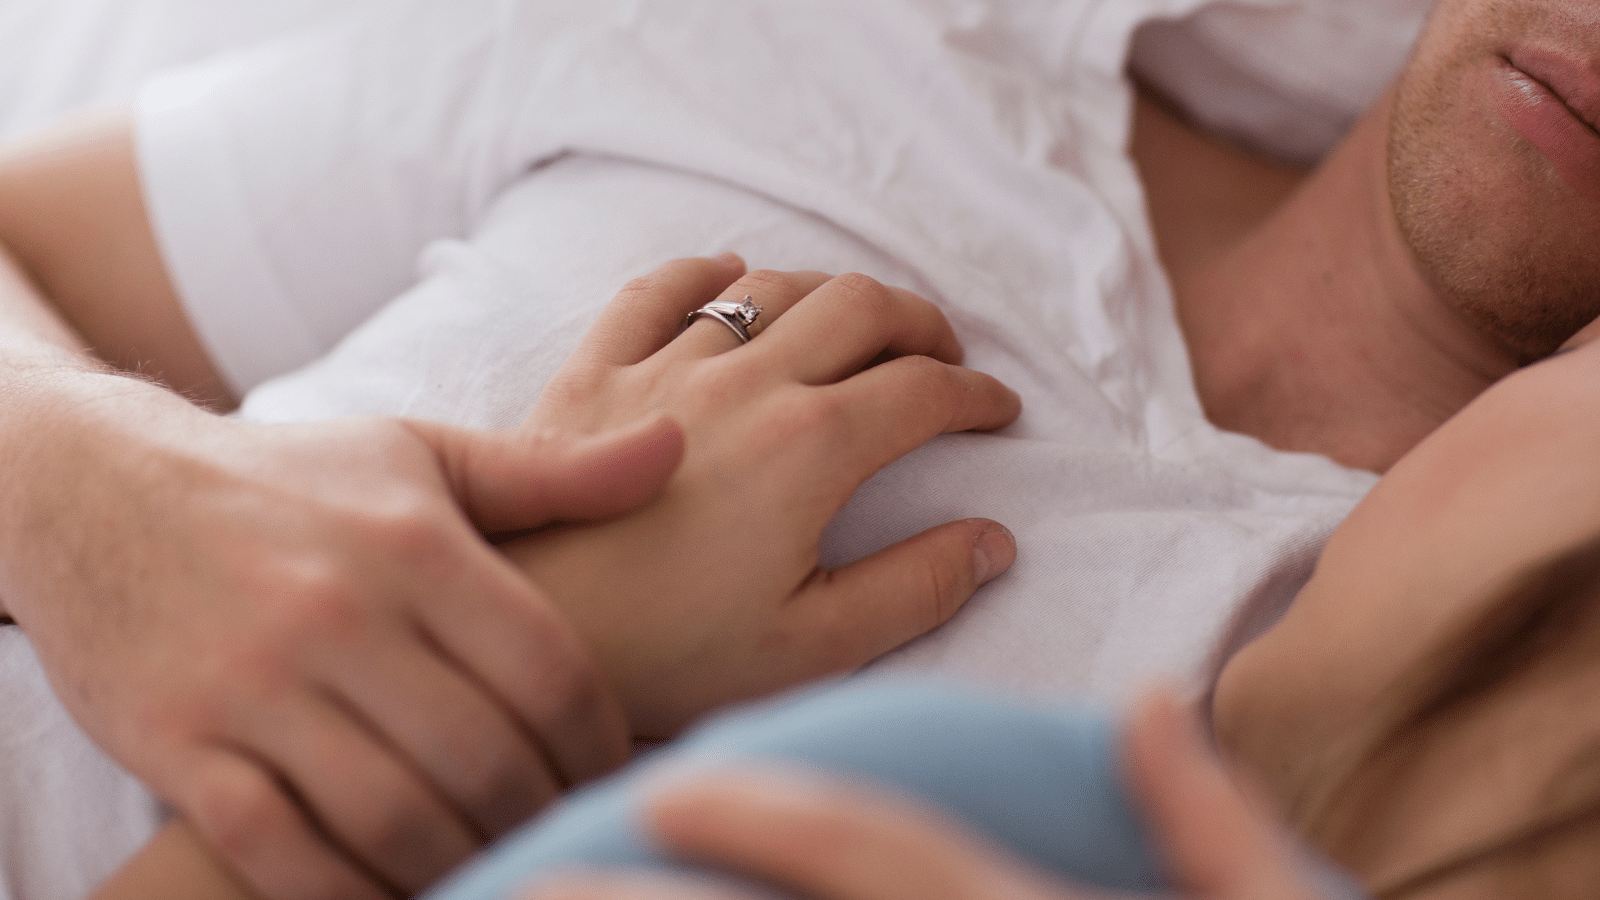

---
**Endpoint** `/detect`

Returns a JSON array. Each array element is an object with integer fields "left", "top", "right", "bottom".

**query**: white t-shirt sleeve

[{"left": 134, "top": 3, "right": 514, "bottom": 394}]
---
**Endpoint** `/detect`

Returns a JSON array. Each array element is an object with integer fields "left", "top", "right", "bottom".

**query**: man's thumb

[{"left": 418, "top": 414, "right": 685, "bottom": 535}]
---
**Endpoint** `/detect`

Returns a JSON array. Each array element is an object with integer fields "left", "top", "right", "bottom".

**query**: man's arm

[{"left": 0, "top": 112, "right": 660, "bottom": 900}]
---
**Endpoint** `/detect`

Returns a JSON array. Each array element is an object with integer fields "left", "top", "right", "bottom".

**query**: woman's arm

[
  {"left": 91, "top": 822, "right": 254, "bottom": 900},
  {"left": 524, "top": 692, "right": 1356, "bottom": 900}
]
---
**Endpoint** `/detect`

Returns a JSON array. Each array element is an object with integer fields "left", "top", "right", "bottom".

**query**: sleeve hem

[{"left": 134, "top": 62, "right": 323, "bottom": 396}]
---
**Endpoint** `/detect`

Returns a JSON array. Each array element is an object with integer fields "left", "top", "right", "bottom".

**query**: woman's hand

[
  {"left": 524, "top": 692, "right": 1351, "bottom": 900},
  {"left": 505, "top": 256, "right": 1023, "bottom": 736}
]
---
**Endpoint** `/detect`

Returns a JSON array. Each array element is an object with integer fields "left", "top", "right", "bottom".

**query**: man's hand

[
  {"left": 525, "top": 692, "right": 1353, "bottom": 900},
  {"left": 0, "top": 376, "right": 684, "bottom": 900},
  {"left": 505, "top": 256, "right": 1023, "bottom": 737}
]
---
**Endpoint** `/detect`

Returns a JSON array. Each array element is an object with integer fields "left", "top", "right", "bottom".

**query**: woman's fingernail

[
  {"left": 972, "top": 522, "right": 1016, "bottom": 586},
  {"left": 715, "top": 251, "right": 744, "bottom": 268}
]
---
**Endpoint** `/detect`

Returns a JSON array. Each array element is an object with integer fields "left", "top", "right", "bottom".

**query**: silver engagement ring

[{"left": 683, "top": 295, "right": 763, "bottom": 344}]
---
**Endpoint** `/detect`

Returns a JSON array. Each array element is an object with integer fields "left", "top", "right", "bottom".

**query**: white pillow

[{"left": 1130, "top": 0, "right": 1432, "bottom": 165}]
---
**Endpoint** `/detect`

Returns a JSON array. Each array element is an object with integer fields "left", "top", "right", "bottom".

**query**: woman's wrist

[{"left": 91, "top": 821, "right": 255, "bottom": 900}]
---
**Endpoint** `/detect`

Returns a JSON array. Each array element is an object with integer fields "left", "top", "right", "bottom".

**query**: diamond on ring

[
  {"left": 683, "top": 295, "right": 764, "bottom": 344},
  {"left": 729, "top": 296, "right": 762, "bottom": 327}
]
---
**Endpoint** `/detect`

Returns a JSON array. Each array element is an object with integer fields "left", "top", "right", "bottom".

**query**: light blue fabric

[{"left": 423, "top": 679, "right": 1366, "bottom": 900}]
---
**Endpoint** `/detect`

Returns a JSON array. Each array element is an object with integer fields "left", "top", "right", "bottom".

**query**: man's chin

[{"left": 1388, "top": 63, "right": 1600, "bottom": 361}]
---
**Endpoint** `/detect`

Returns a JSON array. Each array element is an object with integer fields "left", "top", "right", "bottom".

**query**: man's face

[{"left": 1389, "top": 0, "right": 1600, "bottom": 361}]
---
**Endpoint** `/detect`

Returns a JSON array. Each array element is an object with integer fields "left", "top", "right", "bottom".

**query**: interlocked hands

[{"left": 507, "top": 256, "right": 1022, "bottom": 736}]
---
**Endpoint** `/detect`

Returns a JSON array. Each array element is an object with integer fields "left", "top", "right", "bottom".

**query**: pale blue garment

[{"left": 423, "top": 679, "right": 1368, "bottom": 900}]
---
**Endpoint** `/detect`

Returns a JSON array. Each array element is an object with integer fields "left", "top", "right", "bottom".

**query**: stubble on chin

[{"left": 1386, "top": 1, "right": 1600, "bottom": 363}]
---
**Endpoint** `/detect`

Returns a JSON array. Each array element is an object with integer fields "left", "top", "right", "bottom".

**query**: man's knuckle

[
  {"left": 193, "top": 773, "right": 289, "bottom": 861},
  {"left": 362, "top": 500, "right": 447, "bottom": 558},
  {"left": 212, "top": 629, "right": 298, "bottom": 698},
  {"left": 259, "top": 570, "right": 369, "bottom": 651},
  {"left": 529, "top": 647, "right": 606, "bottom": 727},
  {"left": 342, "top": 783, "right": 437, "bottom": 867},
  {"left": 145, "top": 690, "right": 222, "bottom": 740},
  {"left": 455, "top": 745, "right": 524, "bottom": 811}
]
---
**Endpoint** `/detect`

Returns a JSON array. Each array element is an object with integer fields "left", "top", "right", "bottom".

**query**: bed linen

[
  {"left": 1130, "top": 0, "right": 1432, "bottom": 164},
  {"left": 0, "top": 2, "right": 1421, "bottom": 899}
]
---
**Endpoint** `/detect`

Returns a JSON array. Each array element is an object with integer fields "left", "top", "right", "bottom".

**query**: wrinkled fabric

[
  {"left": 0, "top": 630, "right": 164, "bottom": 900},
  {"left": 141, "top": 0, "right": 1380, "bottom": 707},
  {"left": 1131, "top": 0, "right": 1432, "bottom": 164}
]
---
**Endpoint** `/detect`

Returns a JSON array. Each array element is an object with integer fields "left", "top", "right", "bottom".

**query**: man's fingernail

[
  {"left": 715, "top": 251, "right": 744, "bottom": 268},
  {"left": 972, "top": 522, "right": 1016, "bottom": 586}
]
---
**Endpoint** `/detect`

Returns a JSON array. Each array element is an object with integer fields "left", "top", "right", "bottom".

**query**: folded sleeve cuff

[{"left": 135, "top": 55, "right": 323, "bottom": 396}]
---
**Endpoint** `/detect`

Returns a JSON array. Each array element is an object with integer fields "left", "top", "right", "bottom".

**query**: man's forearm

[
  {"left": 0, "top": 351, "right": 206, "bottom": 630},
  {"left": 0, "top": 109, "right": 674, "bottom": 900},
  {"left": 0, "top": 122, "right": 197, "bottom": 629},
  {"left": 0, "top": 235, "right": 642, "bottom": 897},
  {"left": 0, "top": 241, "right": 180, "bottom": 624}
]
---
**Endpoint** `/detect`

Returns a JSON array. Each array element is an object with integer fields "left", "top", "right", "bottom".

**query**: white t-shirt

[
  {"left": 0, "top": 0, "right": 384, "bottom": 139},
  {"left": 4, "top": 0, "right": 1422, "bottom": 896},
  {"left": 139, "top": 0, "right": 1379, "bottom": 692}
]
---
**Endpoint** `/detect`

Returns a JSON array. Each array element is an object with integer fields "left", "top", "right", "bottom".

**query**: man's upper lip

[{"left": 1509, "top": 47, "right": 1600, "bottom": 135}]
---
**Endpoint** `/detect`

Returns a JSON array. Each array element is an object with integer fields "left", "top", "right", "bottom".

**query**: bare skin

[
  {"left": 1136, "top": 93, "right": 1520, "bottom": 475},
  {"left": 1141, "top": 0, "right": 1600, "bottom": 475},
  {"left": 1214, "top": 330, "right": 1600, "bottom": 895}
]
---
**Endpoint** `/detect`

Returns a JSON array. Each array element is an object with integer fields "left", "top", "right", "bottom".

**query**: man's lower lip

[{"left": 1491, "top": 59, "right": 1600, "bottom": 202}]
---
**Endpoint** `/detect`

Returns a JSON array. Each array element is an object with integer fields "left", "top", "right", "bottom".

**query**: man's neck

[{"left": 1134, "top": 90, "right": 1521, "bottom": 473}]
